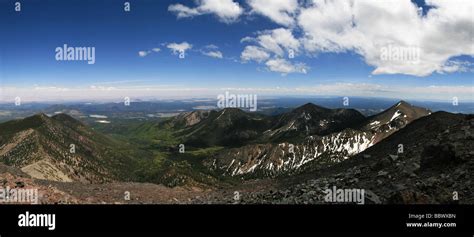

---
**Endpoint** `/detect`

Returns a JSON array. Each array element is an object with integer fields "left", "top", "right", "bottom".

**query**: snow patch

[{"left": 390, "top": 110, "right": 402, "bottom": 122}]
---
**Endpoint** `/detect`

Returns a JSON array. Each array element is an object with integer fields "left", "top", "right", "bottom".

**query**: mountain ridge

[
  {"left": 0, "top": 113, "right": 141, "bottom": 183},
  {"left": 205, "top": 101, "right": 431, "bottom": 177},
  {"left": 0, "top": 101, "right": 471, "bottom": 204}
]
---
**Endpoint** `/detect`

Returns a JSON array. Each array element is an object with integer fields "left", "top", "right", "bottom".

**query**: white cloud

[
  {"left": 168, "top": 4, "right": 201, "bottom": 18},
  {"left": 241, "top": 28, "right": 303, "bottom": 74},
  {"left": 298, "top": 0, "right": 356, "bottom": 53},
  {"left": 240, "top": 36, "right": 255, "bottom": 43},
  {"left": 265, "top": 58, "right": 308, "bottom": 75},
  {"left": 202, "top": 50, "right": 223, "bottom": 59},
  {"left": 241, "top": 46, "right": 270, "bottom": 63},
  {"left": 247, "top": 0, "right": 299, "bottom": 26},
  {"left": 234, "top": 0, "right": 474, "bottom": 76},
  {"left": 167, "top": 42, "right": 193, "bottom": 54},
  {"left": 139, "top": 48, "right": 160, "bottom": 57},
  {"left": 199, "top": 0, "right": 243, "bottom": 22},
  {"left": 171, "top": 0, "right": 473, "bottom": 77},
  {"left": 255, "top": 28, "right": 300, "bottom": 56},
  {"left": 169, "top": 0, "right": 243, "bottom": 23},
  {"left": 297, "top": 0, "right": 474, "bottom": 76},
  {"left": 205, "top": 44, "right": 219, "bottom": 49},
  {"left": 200, "top": 44, "right": 223, "bottom": 58},
  {"left": 138, "top": 51, "right": 150, "bottom": 57}
]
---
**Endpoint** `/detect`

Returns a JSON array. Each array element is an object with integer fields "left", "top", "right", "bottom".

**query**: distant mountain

[
  {"left": 358, "top": 100, "right": 432, "bottom": 143},
  {"left": 264, "top": 103, "right": 366, "bottom": 142},
  {"left": 205, "top": 101, "right": 431, "bottom": 178},
  {"left": 0, "top": 113, "right": 141, "bottom": 183},
  {"left": 170, "top": 108, "right": 272, "bottom": 147},
  {"left": 167, "top": 110, "right": 213, "bottom": 128},
  {"left": 165, "top": 103, "right": 369, "bottom": 148}
]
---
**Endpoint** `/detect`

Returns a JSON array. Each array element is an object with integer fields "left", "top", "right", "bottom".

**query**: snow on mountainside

[
  {"left": 359, "top": 100, "right": 432, "bottom": 144},
  {"left": 209, "top": 129, "right": 374, "bottom": 177},
  {"left": 206, "top": 101, "right": 431, "bottom": 177}
]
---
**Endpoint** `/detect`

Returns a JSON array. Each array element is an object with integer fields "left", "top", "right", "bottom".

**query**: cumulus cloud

[
  {"left": 265, "top": 58, "right": 308, "bottom": 75},
  {"left": 241, "top": 28, "right": 304, "bottom": 74},
  {"left": 238, "top": 0, "right": 474, "bottom": 76},
  {"left": 167, "top": 42, "right": 193, "bottom": 54},
  {"left": 255, "top": 28, "right": 300, "bottom": 56},
  {"left": 202, "top": 50, "right": 223, "bottom": 59},
  {"left": 241, "top": 46, "right": 270, "bottom": 63},
  {"left": 247, "top": 0, "right": 299, "bottom": 26},
  {"left": 199, "top": 44, "right": 224, "bottom": 58},
  {"left": 297, "top": 0, "right": 474, "bottom": 76},
  {"left": 168, "top": 0, "right": 243, "bottom": 23},
  {"left": 166, "top": 0, "right": 473, "bottom": 76},
  {"left": 168, "top": 4, "right": 201, "bottom": 18}
]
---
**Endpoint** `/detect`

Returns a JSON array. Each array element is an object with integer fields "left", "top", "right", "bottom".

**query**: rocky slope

[
  {"left": 200, "top": 112, "right": 472, "bottom": 204},
  {"left": 0, "top": 162, "right": 207, "bottom": 204}
]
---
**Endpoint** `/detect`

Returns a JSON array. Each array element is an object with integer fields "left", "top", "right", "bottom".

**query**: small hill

[{"left": 0, "top": 113, "right": 141, "bottom": 183}]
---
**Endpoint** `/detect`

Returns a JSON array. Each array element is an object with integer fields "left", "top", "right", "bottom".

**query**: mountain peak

[
  {"left": 361, "top": 100, "right": 432, "bottom": 143},
  {"left": 52, "top": 113, "right": 77, "bottom": 121},
  {"left": 32, "top": 112, "right": 50, "bottom": 120},
  {"left": 216, "top": 107, "right": 248, "bottom": 118},
  {"left": 294, "top": 103, "right": 329, "bottom": 113},
  {"left": 21, "top": 113, "right": 53, "bottom": 127},
  {"left": 220, "top": 107, "right": 244, "bottom": 113},
  {"left": 389, "top": 100, "right": 431, "bottom": 115},
  {"left": 52, "top": 113, "right": 84, "bottom": 128},
  {"left": 394, "top": 100, "right": 411, "bottom": 108}
]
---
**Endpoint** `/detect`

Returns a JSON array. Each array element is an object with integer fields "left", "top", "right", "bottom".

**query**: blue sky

[{"left": 0, "top": 0, "right": 473, "bottom": 102}]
